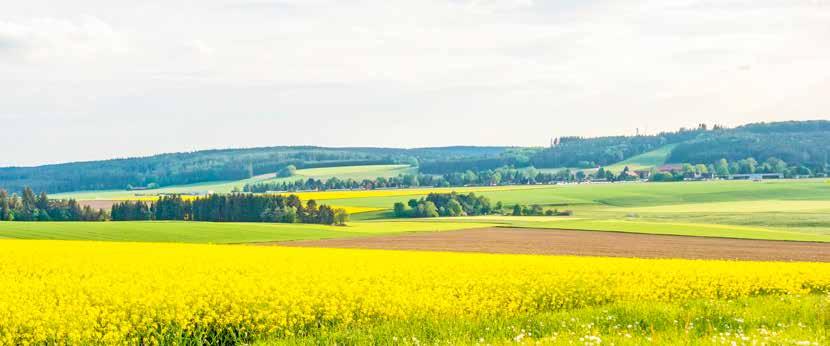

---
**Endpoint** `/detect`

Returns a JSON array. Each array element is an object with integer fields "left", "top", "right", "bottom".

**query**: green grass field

[
  {"left": 24, "top": 163, "right": 830, "bottom": 244},
  {"left": 0, "top": 220, "right": 493, "bottom": 243},
  {"left": 604, "top": 144, "right": 676, "bottom": 172},
  {"left": 331, "top": 179, "right": 830, "bottom": 241}
]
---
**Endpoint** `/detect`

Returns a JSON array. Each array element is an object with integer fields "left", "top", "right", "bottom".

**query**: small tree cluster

[
  {"left": 511, "top": 204, "right": 573, "bottom": 216},
  {"left": 0, "top": 187, "right": 107, "bottom": 222},
  {"left": 392, "top": 192, "right": 499, "bottom": 218}
]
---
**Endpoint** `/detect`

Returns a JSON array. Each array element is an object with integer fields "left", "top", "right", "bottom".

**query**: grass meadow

[
  {"left": 15, "top": 178, "right": 830, "bottom": 243},
  {"left": 0, "top": 220, "right": 493, "bottom": 243}
]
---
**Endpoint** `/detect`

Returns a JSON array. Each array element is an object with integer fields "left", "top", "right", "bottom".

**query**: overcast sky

[{"left": 1, "top": 0, "right": 829, "bottom": 166}]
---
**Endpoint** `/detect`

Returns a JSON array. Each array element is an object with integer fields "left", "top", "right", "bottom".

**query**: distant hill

[
  {"left": 530, "top": 120, "right": 830, "bottom": 172},
  {"left": 0, "top": 146, "right": 512, "bottom": 194},
  {"left": 2, "top": 120, "right": 828, "bottom": 194},
  {"left": 667, "top": 121, "right": 830, "bottom": 167}
]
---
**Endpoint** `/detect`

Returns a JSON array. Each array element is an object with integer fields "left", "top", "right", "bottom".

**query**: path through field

[{"left": 277, "top": 227, "right": 830, "bottom": 262}]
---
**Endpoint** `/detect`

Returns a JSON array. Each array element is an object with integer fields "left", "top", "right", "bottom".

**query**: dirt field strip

[
  {"left": 77, "top": 200, "right": 119, "bottom": 210},
  {"left": 277, "top": 227, "right": 830, "bottom": 262}
]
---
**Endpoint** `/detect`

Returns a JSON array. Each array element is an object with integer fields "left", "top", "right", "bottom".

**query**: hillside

[
  {"left": 0, "top": 146, "right": 509, "bottom": 194},
  {"left": 3, "top": 120, "right": 829, "bottom": 195},
  {"left": 603, "top": 144, "right": 677, "bottom": 172},
  {"left": 667, "top": 120, "right": 830, "bottom": 167},
  {"left": 531, "top": 120, "right": 830, "bottom": 172}
]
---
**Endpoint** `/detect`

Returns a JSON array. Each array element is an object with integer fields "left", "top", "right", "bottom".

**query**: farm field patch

[
  {"left": 1, "top": 240, "right": 828, "bottom": 345},
  {"left": 282, "top": 227, "right": 830, "bottom": 261},
  {"left": 603, "top": 144, "right": 677, "bottom": 172},
  {"left": 0, "top": 220, "right": 493, "bottom": 243}
]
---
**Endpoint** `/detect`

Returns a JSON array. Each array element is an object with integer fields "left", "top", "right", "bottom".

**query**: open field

[
  {"left": 0, "top": 221, "right": 493, "bottom": 243},
  {"left": 282, "top": 227, "right": 830, "bottom": 261},
  {"left": 14, "top": 179, "right": 830, "bottom": 244},
  {"left": 604, "top": 144, "right": 676, "bottom": 172},
  {"left": 1, "top": 240, "right": 828, "bottom": 345}
]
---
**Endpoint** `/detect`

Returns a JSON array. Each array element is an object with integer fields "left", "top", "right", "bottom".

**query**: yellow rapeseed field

[{"left": 0, "top": 240, "right": 828, "bottom": 344}]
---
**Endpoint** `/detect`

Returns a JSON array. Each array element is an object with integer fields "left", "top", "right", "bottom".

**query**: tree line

[
  {"left": 111, "top": 194, "right": 349, "bottom": 225},
  {"left": 0, "top": 188, "right": 107, "bottom": 222},
  {"left": 244, "top": 167, "right": 585, "bottom": 193},
  {"left": 646, "top": 156, "right": 815, "bottom": 182}
]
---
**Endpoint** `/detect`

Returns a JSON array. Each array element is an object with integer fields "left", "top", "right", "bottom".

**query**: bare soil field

[
  {"left": 279, "top": 227, "right": 830, "bottom": 262},
  {"left": 77, "top": 200, "right": 118, "bottom": 210}
]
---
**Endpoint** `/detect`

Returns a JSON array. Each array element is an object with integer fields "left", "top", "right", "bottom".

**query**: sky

[{"left": 1, "top": 0, "right": 829, "bottom": 167}]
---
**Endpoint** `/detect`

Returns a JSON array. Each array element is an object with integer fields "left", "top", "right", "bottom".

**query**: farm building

[
  {"left": 729, "top": 173, "right": 783, "bottom": 181},
  {"left": 656, "top": 164, "right": 684, "bottom": 173}
]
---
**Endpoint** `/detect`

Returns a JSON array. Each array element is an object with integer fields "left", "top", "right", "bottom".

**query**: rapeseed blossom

[{"left": 0, "top": 240, "right": 827, "bottom": 344}]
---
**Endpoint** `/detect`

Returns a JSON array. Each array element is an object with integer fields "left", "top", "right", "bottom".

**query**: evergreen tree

[{"left": 0, "top": 190, "right": 10, "bottom": 221}]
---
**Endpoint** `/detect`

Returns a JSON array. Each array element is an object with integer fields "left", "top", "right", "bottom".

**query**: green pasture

[
  {"left": 341, "top": 179, "right": 830, "bottom": 241},
  {"left": 604, "top": 144, "right": 676, "bottom": 172},
  {"left": 0, "top": 220, "right": 492, "bottom": 244},
  {"left": 25, "top": 169, "right": 830, "bottom": 243}
]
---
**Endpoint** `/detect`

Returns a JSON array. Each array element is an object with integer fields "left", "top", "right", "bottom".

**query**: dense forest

[
  {"left": 111, "top": 194, "right": 348, "bottom": 225},
  {"left": 0, "top": 146, "right": 510, "bottom": 194},
  {"left": 667, "top": 121, "right": 830, "bottom": 169},
  {"left": 529, "top": 120, "right": 830, "bottom": 172},
  {"left": 0, "top": 188, "right": 106, "bottom": 221},
  {"left": 529, "top": 126, "right": 712, "bottom": 168}
]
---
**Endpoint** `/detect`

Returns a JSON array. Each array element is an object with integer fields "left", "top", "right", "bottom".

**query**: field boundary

[{"left": 276, "top": 227, "right": 830, "bottom": 262}]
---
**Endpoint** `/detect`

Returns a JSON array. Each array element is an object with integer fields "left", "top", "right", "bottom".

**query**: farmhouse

[
  {"left": 729, "top": 173, "right": 783, "bottom": 181},
  {"left": 657, "top": 164, "right": 683, "bottom": 173}
]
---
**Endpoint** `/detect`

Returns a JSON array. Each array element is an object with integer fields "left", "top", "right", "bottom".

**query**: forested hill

[
  {"left": 2, "top": 120, "right": 828, "bottom": 194},
  {"left": 0, "top": 146, "right": 512, "bottom": 194},
  {"left": 529, "top": 120, "right": 830, "bottom": 171},
  {"left": 667, "top": 121, "right": 830, "bottom": 167}
]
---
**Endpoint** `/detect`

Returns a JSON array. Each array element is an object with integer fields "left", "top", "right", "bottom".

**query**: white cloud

[
  {"left": 0, "top": 16, "right": 127, "bottom": 62},
  {"left": 0, "top": 0, "right": 828, "bottom": 166}
]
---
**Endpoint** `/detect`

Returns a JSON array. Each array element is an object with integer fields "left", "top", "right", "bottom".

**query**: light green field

[
  {"left": 265, "top": 164, "right": 414, "bottom": 182},
  {"left": 24, "top": 168, "right": 830, "bottom": 243},
  {"left": 604, "top": 144, "right": 676, "bottom": 172},
  {"left": 0, "top": 220, "right": 493, "bottom": 243},
  {"left": 52, "top": 164, "right": 414, "bottom": 200},
  {"left": 331, "top": 179, "right": 830, "bottom": 241}
]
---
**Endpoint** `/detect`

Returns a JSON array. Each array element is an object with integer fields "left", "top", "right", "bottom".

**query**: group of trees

[
  {"left": 511, "top": 204, "right": 573, "bottom": 216},
  {"left": 647, "top": 157, "right": 815, "bottom": 182},
  {"left": 391, "top": 192, "right": 575, "bottom": 219},
  {"left": 112, "top": 193, "right": 348, "bottom": 225},
  {"left": 393, "top": 192, "right": 498, "bottom": 218},
  {"left": 245, "top": 166, "right": 590, "bottom": 194},
  {"left": 0, "top": 188, "right": 107, "bottom": 222}
]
